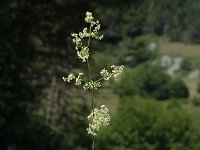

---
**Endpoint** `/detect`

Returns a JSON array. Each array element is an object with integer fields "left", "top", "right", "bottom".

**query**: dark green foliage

[
  {"left": 117, "top": 35, "right": 158, "bottom": 67},
  {"left": 0, "top": 0, "right": 91, "bottom": 149},
  {"left": 180, "top": 59, "right": 192, "bottom": 72},
  {"left": 114, "top": 64, "right": 170, "bottom": 100},
  {"left": 168, "top": 78, "right": 189, "bottom": 98},
  {"left": 192, "top": 97, "right": 200, "bottom": 106},
  {"left": 145, "top": 0, "right": 200, "bottom": 43},
  {"left": 91, "top": 35, "right": 158, "bottom": 79},
  {"left": 96, "top": 0, "right": 200, "bottom": 43},
  {"left": 97, "top": 97, "right": 196, "bottom": 150},
  {"left": 114, "top": 64, "right": 189, "bottom": 100},
  {"left": 197, "top": 81, "right": 200, "bottom": 94}
]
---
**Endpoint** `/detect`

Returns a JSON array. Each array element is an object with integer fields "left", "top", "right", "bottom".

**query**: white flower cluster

[
  {"left": 71, "top": 12, "right": 103, "bottom": 62},
  {"left": 75, "top": 73, "right": 83, "bottom": 85},
  {"left": 87, "top": 105, "right": 110, "bottom": 136},
  {"left": 85, "top": 12, "right": 94, "bottom": 24},
  {"left": 63, "top": 65, "right": 124, "bottom": 90},
  {"left": 111, "top": 65, "right": 124, "bottom": 79},
  {"left": 77, "top": 46, "right": 89, "bottom": 62},
  {"left": 100, "top": 65, "right": 124, "bottom": 80},
  {"left": 63, "top": 73, "right": 83, "bottom": 85},
  {"left": 83, "top": 80, "right": 101, "bottom": 90},
  {"left": 85, "top": 11, "right": 104, "bottom": 40},
  {"left": 100, "top": 68, "right": 112, "bottom": 80}
]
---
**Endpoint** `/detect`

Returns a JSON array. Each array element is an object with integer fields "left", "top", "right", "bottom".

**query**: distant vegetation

[
  {"left": 97, "top": 97, "right": 198, "bottom": 150},
  {"left": 114, "top": 64, "right": 189, "bottom": 100}
]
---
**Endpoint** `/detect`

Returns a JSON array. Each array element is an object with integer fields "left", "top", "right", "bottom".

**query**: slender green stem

[
  {"left": 92, "top": 136, "right": 95, "bottom": 150},
  {"left": 86, "top": 25, "right": 95, "bottom": 150},
  {"left": 86, "top": 59, "right": 92, "bottom": 81},
  {"left": 87, "top": 25, "right": 92, "bottom": 48},
  {"left": 87, "top": 59, "right": 95, "bottom": 150},
  {"left": 86, "top": 59, "right": 94, "bottom": 112}
]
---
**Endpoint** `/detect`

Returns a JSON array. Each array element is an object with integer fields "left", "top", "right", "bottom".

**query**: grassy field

[
  {"left": 95, "top": 88, "right": 119, "bottom": 115},
  {"left": 159, "top": 41, "right": 200, "bottom": 58}
]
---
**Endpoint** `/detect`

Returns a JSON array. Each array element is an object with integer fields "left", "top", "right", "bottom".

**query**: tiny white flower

[
  {"left": 71, "top": 33, "right": 77, "bottom": 36},
  {"left": 98, "top": 35, "right": 103, "bottom": 40},
  {"left": 63, "top": 77, "right": 67, "bottom": 82}
]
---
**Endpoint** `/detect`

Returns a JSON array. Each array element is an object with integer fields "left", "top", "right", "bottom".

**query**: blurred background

[{"left": 1, "top": 0, "right": 200, "bottom": 149}]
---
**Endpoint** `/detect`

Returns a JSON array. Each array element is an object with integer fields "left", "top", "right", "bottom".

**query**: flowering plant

[{"left": 63, "top": 11, "right": 124, "bottom": 150}]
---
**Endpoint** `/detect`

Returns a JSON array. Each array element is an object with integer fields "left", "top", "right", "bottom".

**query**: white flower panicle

[
  {"left": 87, "top": 105, "right": 110, "bottom": 136},
  {"left": 64, "top": 12, "right": 125, "bottom": 138},
  {"left": 100, "top": 68, "right": 112, "bottom": 80},
  {"left": 111, "top": 65, "right": 124, "bottom": 79},
  {"left": 83, "top": 80, "right": 101, "bottom": 90}
]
